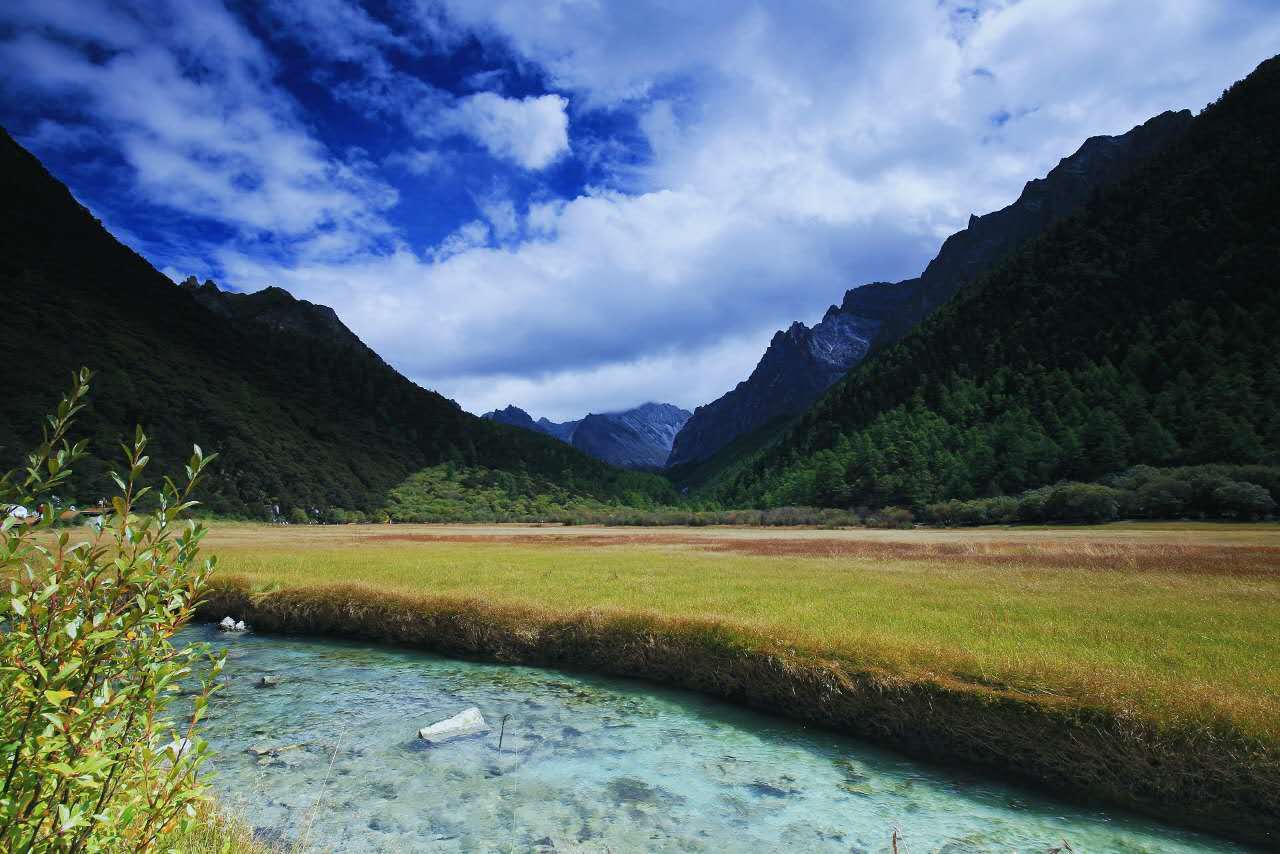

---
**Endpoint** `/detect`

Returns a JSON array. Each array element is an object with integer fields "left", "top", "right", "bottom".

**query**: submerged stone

[
  {"left": 247, "top": 743, "right": 304, "bottom": 758},
  {"left": 418, "top": 707, "right": 489, "bottom": 743},
  {"left": 746, "top": 781, "right": 793, "bottom": 799}
]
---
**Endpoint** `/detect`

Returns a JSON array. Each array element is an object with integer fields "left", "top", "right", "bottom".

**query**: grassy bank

[{"left": 197, "top": 522, "right": 1280, "bottom": 845}]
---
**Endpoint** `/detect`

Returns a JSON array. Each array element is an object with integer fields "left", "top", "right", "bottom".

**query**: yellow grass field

[{"left": 203, "top": 521, "right": 1280, "bottom": 741}]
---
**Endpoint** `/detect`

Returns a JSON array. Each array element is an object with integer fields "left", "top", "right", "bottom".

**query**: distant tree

[
  {"left": 1134, "top": 478, "right": 1193, "bottom": 517},
  {"left": 1211, "top": 481, "right": 1277, "bottom": 519},
  {"left": 813, "top": 452, "right": 846, "bottom": 507}
]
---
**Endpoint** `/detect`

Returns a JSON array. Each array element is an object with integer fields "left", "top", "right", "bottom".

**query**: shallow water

[{"left": 183, "top": 626, "right": 1241, "bottom": 853}]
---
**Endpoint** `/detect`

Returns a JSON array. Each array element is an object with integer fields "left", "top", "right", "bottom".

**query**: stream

[{"left": 182, "top": 626, "right": 1243, "bottom": 852}]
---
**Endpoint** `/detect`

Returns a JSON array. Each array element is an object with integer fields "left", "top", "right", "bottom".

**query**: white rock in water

[
  {"left": 219, "top": 616, "right": 235, "bottom": 630},
  {"left": 418, "top": 707, "right": 489, "bottom": 744},
  {"left": 234, "top": 620, "right": 247, "bottom": 632}
]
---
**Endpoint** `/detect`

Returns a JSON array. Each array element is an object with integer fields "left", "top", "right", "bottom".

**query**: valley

[
  {"left": 1, "top": 6, "right": 1277, "bottom": 850},
  {"left": 197, "top": 521, "right": 1280, "bottom": 845}
]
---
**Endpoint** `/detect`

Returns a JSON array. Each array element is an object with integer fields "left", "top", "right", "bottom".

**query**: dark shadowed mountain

[
  {"left": 483, "top": 405, "right": 579, "bottom": 441},
  {"left": 483, "top": 403, "right": 690, "bottom": 469},
  {"left": 0, "top": 127, "right": 676, "bottom": 516},
  {"left": 719, "top": 55, "right": 1280, "bottom": 508},
  {"left": 181, "top": 277, "right": 357, "bottom": 344},
  {"left": 667, "top": 108, "right": 1194, "bottom": 469}
]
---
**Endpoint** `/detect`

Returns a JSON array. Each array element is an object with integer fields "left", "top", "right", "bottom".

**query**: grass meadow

[{"left": 203, "top": 521, "right": 1280, "bottom": 742}]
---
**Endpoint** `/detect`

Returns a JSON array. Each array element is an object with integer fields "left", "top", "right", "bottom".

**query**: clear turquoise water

[{"left": 184, "top": 626, "right": 1243, "bottom": 853}]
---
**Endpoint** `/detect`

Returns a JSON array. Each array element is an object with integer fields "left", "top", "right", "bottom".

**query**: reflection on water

[{"left": 181, "top": 626, "right": 1240, "bottom": 853}]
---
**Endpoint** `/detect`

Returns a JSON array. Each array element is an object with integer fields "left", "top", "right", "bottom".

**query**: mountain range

[
  {"left": 483, "top": 403, "right": 690, "bottom": 470},
  {"left": 2, "top": 55, "right": 1277, "bottom": 520},
  {"left": 0, "top": 128, "right": 675, "bottom": 517},
  {"left": 713, "top": 55, "right": 1280, "bottom": 507},
  {"left": 668, "top": 108, "right": 1194, "bottom": 469}
]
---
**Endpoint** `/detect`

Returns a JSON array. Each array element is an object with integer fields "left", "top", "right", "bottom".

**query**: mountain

[
  {"left": 180, "top": 277, "right": 356, "bottom": 344},
  {"left": 482, "top": 402, "right": 690, "bottom": 469},
  {"left": 534, "top": 417, "right": 579, "bottom": 443},
  {"left": 0, "top": 128, "right": 676, "bottom": 516},
  {"left": 717, "top": 55, "right": 1280, "bottom": 508},
  {"left": 668, "top": 109, "right": 1194, "bottom": 469},
  {"left": 572, "top": 403, "right": 691, "bottom": 469},
  {"left": 482, "top": 405, "right": 581, "bottom": 443},
  {"left": 667, "top": 309, "right": 884, "bottom": 469},
  {"left": 482, "top": 405, "right": 548, "bottom": 434}
]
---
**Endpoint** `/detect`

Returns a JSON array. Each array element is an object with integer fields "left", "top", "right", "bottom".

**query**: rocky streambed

[{"left": 183, "top": 625, "right": 1243, "bottom": 852}]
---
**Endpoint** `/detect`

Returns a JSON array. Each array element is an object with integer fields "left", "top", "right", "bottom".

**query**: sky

[{"left": 3, "top": 1, "right": 1278, "bottom": 421}]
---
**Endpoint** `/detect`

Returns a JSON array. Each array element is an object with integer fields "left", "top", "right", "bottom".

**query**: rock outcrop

[{"left": 181, "top": 277, "right": 357, "bottom": 344}]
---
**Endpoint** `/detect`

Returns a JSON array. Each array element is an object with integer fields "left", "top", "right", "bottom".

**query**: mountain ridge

[
  {"left": 716, "top": 55, "right": 1280, "bottom": 508},
  {"left": 668, "top": 108, "right": 1195, "bottom": 469},
  {"left": 483, "top": 402, "right": 691, "bottom": 470},
  {"left": 0, "top": 126, "right": 676, "bottom": 516}
]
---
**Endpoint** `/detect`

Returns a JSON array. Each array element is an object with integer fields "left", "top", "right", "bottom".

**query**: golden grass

[
  {"left": 173, "top": 807, "right": 278, "bottom": 854},
  {"left": 191, "top": 522, "right": 1280, "bottom": 844},
  {"left": 203, "top": 522, "right": 1280, "bottom": 741}
]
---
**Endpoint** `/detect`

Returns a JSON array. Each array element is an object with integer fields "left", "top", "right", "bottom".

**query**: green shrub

[
  {"left": 0, "top": 371, "right": 222, "bottom": 851},
  {"left": 1043, "top": 483, "right": 1123, "bottom": 523},
  {"left": 1133, "top": 478, "right": 1193, "bottom": 517},
  {"left": 866, "top": 506, "right": 915, "bottom": 529},
  {"left": 1211, "top": 480, "right": 1277, "bottom": 519}
]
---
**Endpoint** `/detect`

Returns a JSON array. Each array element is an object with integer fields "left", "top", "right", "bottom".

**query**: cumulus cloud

[
  {"left": 441, "top": 331, "right": 777, "bottom": 422},
  {"left": 439, "top": 92, "right": 570, "bottom": 170},
  {"left": 1, "top": 1, "right": 396, "bottom": 247},
  {"left": 4, "top": 0, "right": 1279, "bottom": 420}
]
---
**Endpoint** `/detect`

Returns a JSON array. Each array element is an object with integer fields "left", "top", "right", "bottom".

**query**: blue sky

[{"left": 3, "top": 1, "right": 1279, "bottom": 420}]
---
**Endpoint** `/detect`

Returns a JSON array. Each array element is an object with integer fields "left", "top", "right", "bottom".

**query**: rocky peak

[
  {"left": 482, "top": 405, "right": 541, "bottom": 432},
  {"left": 179, "top": 277, "right": 359, "bottom": 346},
  {"left": 483, "top": 402, "right": 689, "bottom": 470}
]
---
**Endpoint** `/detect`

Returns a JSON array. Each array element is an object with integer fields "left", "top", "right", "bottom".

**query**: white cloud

[
  {"left": 21, "top": 119, "right": 102, "bottom": 152},
  {"left": 441, "top": 92, "right": 570, "bottom": 170},
  {"left": 477, "top": 193, "right": 519, "bottom": 241},
  {"left": 261, "top": 0, "right": 413, "bottom": 71},
  {"left": 432, "top": 220, "right": 491, "bottom": 260},
  {"left": 385, "top": 147, "right": 445, "bottom": 176},
  {"left": 1, "top": 1, "right": 396, "bottom": 249},
  {"left": 439, "top": 330, "right": 776, "bottom": 422},
  {"left": 352, "top": 0, "right": 1278, "bottom": 416},
  {"left": 6, "top": 0, "right": 1280, "bottom": 422}
]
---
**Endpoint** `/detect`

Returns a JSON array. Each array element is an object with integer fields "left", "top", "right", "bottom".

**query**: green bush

[
  {"left": 866, "top": 506, "right": 915, "bottom": 529},
  {"left": 1132, "top": 478, "right": 1194, "bottom": 517},
  {"left": 1211, "top": 481, "right": 1277, "bottom": 519},
  {"left": 0, "top": 371, "right": 222, "bottom": 851},
  {"left": 1040, "top": 483, "right": 1122, "bottom": 523}
]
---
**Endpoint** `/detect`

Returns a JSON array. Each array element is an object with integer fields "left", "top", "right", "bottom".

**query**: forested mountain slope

[
  {"left": 668, "top": 110, "right": 1193, "bottom": 469},
  {"left": 718, "top": 56, "right": 1280, "bottom": 509},
  {"left": 0, "top": 129, "right": 674, "bottom": 516}
]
